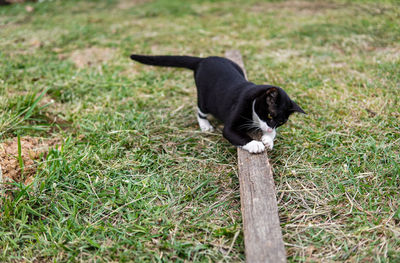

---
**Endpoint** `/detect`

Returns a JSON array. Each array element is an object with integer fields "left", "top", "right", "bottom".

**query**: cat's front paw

[
  {"left": 261, "top": 135, "right": 274, "bottom": 150},
  {"left": 242, "top": 140, "right": 265, "bottom": 154},
  {"left": 200, "top": 123, "right": 214, "bottom": 132},
  {"left": 198, "top": 117, "right": 214, "bottom": 132}
]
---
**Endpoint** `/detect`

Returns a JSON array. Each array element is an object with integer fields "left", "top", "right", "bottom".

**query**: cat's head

[{"left": 253, "top": 86, "right": 305, "bottom": 130}]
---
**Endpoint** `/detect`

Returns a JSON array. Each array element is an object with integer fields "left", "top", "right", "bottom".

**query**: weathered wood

[
  {"left": 225, "top": 50, "right": 286, "bottom": 263},
  {"left": 224, "top": 50, "right": 248, "bottom": 80},
  {"left": 237, "top": 150, "right": 286, "bottom": 263}
]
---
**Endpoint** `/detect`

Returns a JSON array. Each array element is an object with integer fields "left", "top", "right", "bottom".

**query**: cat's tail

[{"left": 130, "top": 54, "right": 202, "bottom": 70}]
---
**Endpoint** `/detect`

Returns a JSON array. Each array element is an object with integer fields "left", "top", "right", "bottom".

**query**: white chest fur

[{"left": 251, "top": 100, "right": 276, "bottom": 150}]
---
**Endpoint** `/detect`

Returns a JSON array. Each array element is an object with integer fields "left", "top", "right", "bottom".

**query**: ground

[{"left": 0, "top": 0, "right": 399, "bottom": 262}]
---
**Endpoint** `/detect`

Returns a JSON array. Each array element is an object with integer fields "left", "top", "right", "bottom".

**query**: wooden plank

[{"left": 225, "top": 50, "right": 286, "bottom": 263}]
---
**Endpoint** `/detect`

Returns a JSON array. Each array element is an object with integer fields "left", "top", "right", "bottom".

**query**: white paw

[
  {"left": 200, "top": 124, "right": 214, "bottom": 132},
  {"left": 261, "top": 135, "right": 274, "bottom": 150},
  {"left": 242, "top": 140, "right": 265, "bottom": 154},
  {"left": 198, "top": 117, "right": 214, "bottom": 132}
]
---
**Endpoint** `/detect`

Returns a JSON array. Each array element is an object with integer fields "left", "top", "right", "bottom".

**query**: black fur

[{"left": 130, "top": 54, "right": 305, "bottom": 147}]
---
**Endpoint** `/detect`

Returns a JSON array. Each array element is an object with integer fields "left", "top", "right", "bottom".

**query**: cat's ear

[
  {"left": 266, "top": 87, "right": 278, "bottom": 105},
  {"left": 290, "top": 101, "right": 306, "bottom": 114}
]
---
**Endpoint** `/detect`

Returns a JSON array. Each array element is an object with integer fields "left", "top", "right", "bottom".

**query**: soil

[
  {"left": 68, "top": 47, "right": 115, "bottom": 69},
  {"left": 0, "top": 136, "right": 60, "bottom": 185}
]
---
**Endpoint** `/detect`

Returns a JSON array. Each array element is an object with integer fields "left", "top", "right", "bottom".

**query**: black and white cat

[{"left": 130, "top": 55, "right": 305, "bottom": 154}]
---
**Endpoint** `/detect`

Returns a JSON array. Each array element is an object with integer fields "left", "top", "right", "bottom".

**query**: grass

[{"left": 0, "top": 0, "right": 399, "bottom": 262}]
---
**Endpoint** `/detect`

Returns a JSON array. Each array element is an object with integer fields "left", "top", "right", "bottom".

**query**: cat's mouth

[
  {"left": 257, "top": 120, "right": 274, "bottom": 133},
  {"left": 260, "top": 125, "right": 274, "bottom": 133}
]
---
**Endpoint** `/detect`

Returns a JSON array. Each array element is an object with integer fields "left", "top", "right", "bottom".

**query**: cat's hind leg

[{"left": 197, "top": 107, "right": 214, "bottom": 132}]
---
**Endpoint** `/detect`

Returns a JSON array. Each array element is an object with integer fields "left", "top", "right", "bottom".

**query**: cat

[{"left": 130, "top": 54, "right": 305, "bottom": 153}]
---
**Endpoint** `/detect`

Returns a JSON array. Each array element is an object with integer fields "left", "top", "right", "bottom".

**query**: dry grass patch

[
  {"left": 372, "top": 45, "right": 400, "bottom": 62},
  {"left": 117, "top": 0, "right": 152, "bottom": 10},
  {"left": 250, "top": 0, "right": 344, "bottom": 14},
  {"left": 39, "top": 94, "right": 72, "bottom": 127}
]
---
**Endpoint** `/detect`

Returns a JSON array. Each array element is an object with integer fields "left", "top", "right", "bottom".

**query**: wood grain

[{"left": 225, "top": 50, "right": 286, "bottom": 263}]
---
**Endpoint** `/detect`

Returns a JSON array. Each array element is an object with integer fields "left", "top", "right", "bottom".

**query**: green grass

[{"left": 0, "top": 0, "right": 399, "bottom": 262}]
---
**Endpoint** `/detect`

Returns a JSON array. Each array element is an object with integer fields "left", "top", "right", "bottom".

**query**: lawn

[{"left": 0, "top": 0, "right": 399, "bottom": 262}]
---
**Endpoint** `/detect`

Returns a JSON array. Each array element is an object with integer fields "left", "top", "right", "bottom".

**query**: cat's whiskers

[
  {"left": 238, "top": 121, "right": 262, "bottom": 131},
  {"left": 238, "top": 115, "right": 261, "bottom": 130}
]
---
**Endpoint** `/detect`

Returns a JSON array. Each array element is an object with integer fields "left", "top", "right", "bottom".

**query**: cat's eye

[{"left": 267, "top": 114, "right": 272, "bottom": 119}]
